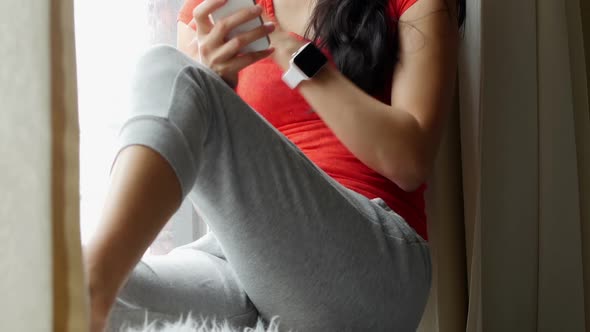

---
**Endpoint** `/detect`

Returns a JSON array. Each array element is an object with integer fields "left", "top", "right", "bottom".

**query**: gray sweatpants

[{"left": 107, "top": 45, "right": 431, "bottom": 332}]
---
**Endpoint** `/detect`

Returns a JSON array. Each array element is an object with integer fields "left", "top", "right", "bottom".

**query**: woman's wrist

[
  {"left": 297, "top": 62, "right": 335, "bottom": 89},
  {"left": 274, "top": 44, "right": 302, "bottom": 71},
  {"left": 269, "top": 31, "right": 307, "bottom": 71}
]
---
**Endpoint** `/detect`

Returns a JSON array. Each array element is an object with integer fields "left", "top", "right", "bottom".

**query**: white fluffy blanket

[{"left": 123, "top": 316, "right": 281, "bottom": 332}]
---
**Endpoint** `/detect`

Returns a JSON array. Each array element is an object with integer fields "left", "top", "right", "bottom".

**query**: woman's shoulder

[{"left": 389, "top": 0, "right": 419, "bottom": 19}]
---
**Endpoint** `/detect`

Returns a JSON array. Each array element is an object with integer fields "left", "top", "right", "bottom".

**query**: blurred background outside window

[{"left": 76, "top": 0, "right": 207, "bottom": 255}]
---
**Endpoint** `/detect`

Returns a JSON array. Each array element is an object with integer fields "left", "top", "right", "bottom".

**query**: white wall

[{"left": 0, "top": 1, "right": 53, "bottom": 330}]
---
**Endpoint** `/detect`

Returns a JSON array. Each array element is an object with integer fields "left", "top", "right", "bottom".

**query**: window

[{"left": 75, "top": 0, "right": 206, "bottom": 254}]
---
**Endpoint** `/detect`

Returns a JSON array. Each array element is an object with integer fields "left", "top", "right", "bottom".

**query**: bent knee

[{"left": 138, "top": 44, "right": 189, "bottom": 69}]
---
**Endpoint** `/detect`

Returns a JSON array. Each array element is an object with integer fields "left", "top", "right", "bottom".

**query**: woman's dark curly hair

[{"left": 304, "top": 0, "right": 466, "bottom": 95}]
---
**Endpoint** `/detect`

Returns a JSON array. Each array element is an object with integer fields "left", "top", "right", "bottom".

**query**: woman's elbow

[{"left": 383, "top": 156, "right": 431, "bottom": 192}]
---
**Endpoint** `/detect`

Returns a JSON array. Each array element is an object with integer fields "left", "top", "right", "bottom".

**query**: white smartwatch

[{"left": 282, "top": 42, "right": 328, "bottom": 89}]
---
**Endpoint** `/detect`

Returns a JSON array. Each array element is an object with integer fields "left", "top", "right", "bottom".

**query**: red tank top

[{"left": 178, "top": 0, "right": 427, "bottom": 240}]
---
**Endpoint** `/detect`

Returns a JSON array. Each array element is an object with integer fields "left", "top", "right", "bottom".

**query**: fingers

[
  {"left": 193, "top": 0, "right": 275, "bottom": 83},
  {"left": 192, "top": 0, "right": 226, "bottom": 36},
  {"left": 212, "top": 22, "right": 275, "bottom": 63},
  {"left": 209, "top": 5, "right": 264, "bottom": 45},
  {"left": 211, "top": 48, "right": 275, "bottom": 78}
]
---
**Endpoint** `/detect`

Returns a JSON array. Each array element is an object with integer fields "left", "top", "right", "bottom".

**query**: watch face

[{"left": 293, "top": 44, "right": 328, "bottom": 77}]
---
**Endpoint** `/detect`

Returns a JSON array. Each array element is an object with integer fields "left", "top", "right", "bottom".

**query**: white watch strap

[{"left": 282, "top": 65, "right": 308, "bottom": 89}]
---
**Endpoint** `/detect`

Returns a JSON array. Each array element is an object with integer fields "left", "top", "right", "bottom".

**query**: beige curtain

[
  {"left": 0, "top": 0, "right": 87, "bottom": 330},
  {"left": 421, "top": 0, "right": 590, "bottom": 330},
  {"left": 577, "top": 0, "right": 590, "bottom": 328},
  {"left": 50, "top": 0, "right": 88, "bottom": 330}
]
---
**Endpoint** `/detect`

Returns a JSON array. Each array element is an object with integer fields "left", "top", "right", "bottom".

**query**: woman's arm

[
  {"left": 271, "top": 0, "right": 458, "bottom": 192},
  {"left": 85, "top": 146, "right": 182, "bottom": 330}
]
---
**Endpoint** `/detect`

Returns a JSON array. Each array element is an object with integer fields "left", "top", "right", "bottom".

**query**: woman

[{"left": 86, "top": 0, "right": 464, "bottom": 330}]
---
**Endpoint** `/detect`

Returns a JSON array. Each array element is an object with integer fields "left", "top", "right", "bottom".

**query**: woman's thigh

[{"left": 123, "top": 45, "right": 431, "bottom": 332}]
